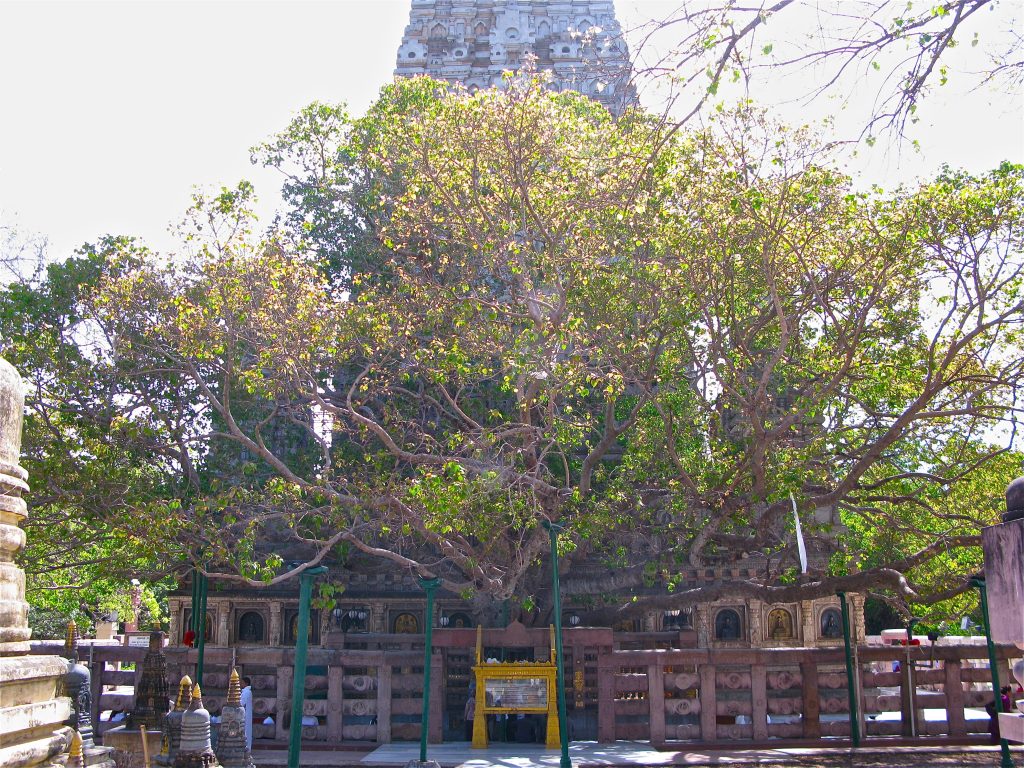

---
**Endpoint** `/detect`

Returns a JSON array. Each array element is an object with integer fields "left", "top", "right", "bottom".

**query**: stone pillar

[
  {"left": 169, "top": 599, "right": 182, "bottom": 647},
  {"left": 269, "top": 602, "right": 282, "bottom": 646},
  {"left": 319, "top": 608, "right": 330, "bottom": 646},
  {"left": 0, "top": 357, "right": 30, "bottom": 655},
  {"left": 748, "top": 601, "right": 762, "bottom": 646},
  {"left": 850, "top": 594, "right": 867, "bottom": 642},
  {"left": 216, "top": 603, "right": 230, "bottom": 647},
  {"left": 695, "top": 605, "right": 710, "bottom": 647},
  {"left": 799, "top": 600, "right": 815, "bottom": 645},
  {"left": 370, "top": 601, "right": 386, "bottom": 633},
  {"left": 0, "top": 357, "right": 75, "bottom": 768}
]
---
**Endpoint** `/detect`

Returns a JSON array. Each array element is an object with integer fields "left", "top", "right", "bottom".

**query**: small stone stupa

[
  {"left": 158, "top": 675, "right": 193, "bottom": 766},
  {"left": 174, "top": 683, "right": 222, "bottom": 768},
  {"left": 131, "top": 630, "right": 169, "bottom": 730},
  {"left": 215, "top": 669, "right": 255, "bottom": 768},
  {"left": 64, "top": 620, "right": 95, "bottom": 748}
]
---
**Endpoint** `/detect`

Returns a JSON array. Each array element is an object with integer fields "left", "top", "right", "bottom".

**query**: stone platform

[
  {"left": 0, "top": 651, "right": 71, "bottom": 768},
  {"left": 101, "top": 725, "right": 162, "bottom": 767},
  {"left": 234, "top": 741, "right": 1024, "bottom": 768},
  {"left": 351, "top": 740, "right": 1023, "bottom": 767}
]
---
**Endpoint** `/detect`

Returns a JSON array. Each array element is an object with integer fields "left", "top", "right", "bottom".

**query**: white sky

[{"left": 1, "top": 0, "right": 1021, "bottom": 261}]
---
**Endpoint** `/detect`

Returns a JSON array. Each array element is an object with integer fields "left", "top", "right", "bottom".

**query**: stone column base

[{"left": 0, "top": 655, "right": 72, "bottom": 768}]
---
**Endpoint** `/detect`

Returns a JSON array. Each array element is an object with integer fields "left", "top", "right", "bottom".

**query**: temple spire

[{"left": 394, "top": 0, "right": 637, "bottom": 115}]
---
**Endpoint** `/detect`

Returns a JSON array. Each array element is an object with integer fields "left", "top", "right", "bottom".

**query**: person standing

[
  {"left": 240, "top": 676, "right": 254, "bottom": 750},
  {"left": 464, "top": 682, "right": 476, "bottom": 741}
]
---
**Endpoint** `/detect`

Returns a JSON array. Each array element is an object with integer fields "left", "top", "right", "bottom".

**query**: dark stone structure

[
  {"left": 64, "top": 621, "right": 95, "bottom": 748},
  {"left": 1005, "top": 475, "right": 1024, "bottom": 523},
  {"left": 131, "top": 631, "right": 170, "bottom": 730}
]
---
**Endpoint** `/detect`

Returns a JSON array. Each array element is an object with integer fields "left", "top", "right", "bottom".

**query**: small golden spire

[
  {"left": 191, "top": 682, "right": 203, "bottom": 708},
  {"left": 65, "top": 620, "right": 78, "bottom": 651},
  {"left": 175, "top": 675, "right": 193, "bottom": 710},
  {"left": 68, "top": 730, "right": 84, "bottom": 767},
  {"left": 227, "top": 668, "right": 241, "bottom": 707}
]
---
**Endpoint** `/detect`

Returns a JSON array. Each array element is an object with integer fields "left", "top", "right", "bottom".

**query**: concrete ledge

[
  {"left": 0, "top": 725, "right": 71, "bottom": 768},
  {"left": 0, "top": 655, "right": 70, "bottom": 684},
  {"left": 0, "top": 698, "right": 72, "bottom": 733},
  {"left": 999, "top": 711, "right": 1024, "bottom": 744}
]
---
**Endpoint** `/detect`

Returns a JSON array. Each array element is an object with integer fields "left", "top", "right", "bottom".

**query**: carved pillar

[
  {"left": 269, "top": 601, "right": 282, "bottom": 646},
  {"left": 850, "top": 594, "right": 867, "bottom": 642},
  {"left": 748, "top": 601, "right": 763, "bottom": 647},
  {"left": 0, "top": 357, "right": 75, "bottom": 767},
  {"left": 168, "top": 599, "right": 181, "bottom": 646},
  {"left": 370, "top": 602, "right": 386, "bottom": 633},
  {"left": 319, "top": 608, "right": 330, "bottom": 646},
  {"left": 217, "top": 601, "right": 230, "bottom": 646},
  {"left": 695, "top": 605, "right": 710, "bottom": 647},
  {"left": 799, "top": 601, "right": 815, "bottom": 645}
]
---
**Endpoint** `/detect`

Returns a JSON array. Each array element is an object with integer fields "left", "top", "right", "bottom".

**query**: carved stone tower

[
  {"left": 0, "top": 356, "right": 73, "bottom": 767},
  {"left": 394, "top": 0, "right": 637, "bottom": 115}
]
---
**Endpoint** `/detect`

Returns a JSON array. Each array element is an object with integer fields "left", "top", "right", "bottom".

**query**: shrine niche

[
  {"left": 285, "top": 609, "right": 319, "bottom": 645},
  {"left": 184, "top": 610, "right": 214, "bottom": 642},
  {"left": 392, "top": 612, "right": 419, "bottom": 633},
  {"left": 612, "top": 617, "right": 641, "bottom": 632},
  {"left": 820, "top": 608, "right": 843, "bottom": 639},
  {"left": 236, "top": 611, "right": 265, "bottom": 644},
  {"left": 714, "top": 608, "right": 743, "bottom": 641},
  {"left": 767, "top": 608, "right": 794, "bottom": 640},
  {"left": 447, "top": 611, "right": 472, "bottom": 628}
]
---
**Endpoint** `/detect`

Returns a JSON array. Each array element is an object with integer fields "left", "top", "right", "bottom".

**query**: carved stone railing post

[{"left": 596, "top": 657, "right": 615, "bottom": 742}]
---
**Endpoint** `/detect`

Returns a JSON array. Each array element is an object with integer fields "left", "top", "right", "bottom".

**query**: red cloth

[{"left": 183, "top": 629, "right": 195, "bottom": 647}]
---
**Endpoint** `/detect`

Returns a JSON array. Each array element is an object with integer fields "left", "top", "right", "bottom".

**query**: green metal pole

[
  {"left": 288, "top": 565, "right": 328, "bottom": 768},
  {"left": 195, "top": 571, "right": 208, "bottom": 688},
  {"left": 836, "top": 592, "right": 861, "bottom": 747},
  {"left": 543, "top": 520, "right": 571, "bottom": 768},
  {"left": 971, "top": 577, "right": 1016, "bottom": 768},
  {"left": 189, "top": 567, "right": 198, "bottom": 635},
  {"left": 417, "top": 576, "right": 441, "bottom": 764}
]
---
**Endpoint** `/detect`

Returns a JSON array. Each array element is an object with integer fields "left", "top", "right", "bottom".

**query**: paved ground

[{"left": 249, "top": 742, "right": 1023, "bottom": 767}]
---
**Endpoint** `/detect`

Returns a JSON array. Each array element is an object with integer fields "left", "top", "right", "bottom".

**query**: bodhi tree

[
  {"left": 0, "top": 241, "right": 180, "bottom": 633},
  {"left": 37, "top": 75, "right": 1024, "bottom": 623}
]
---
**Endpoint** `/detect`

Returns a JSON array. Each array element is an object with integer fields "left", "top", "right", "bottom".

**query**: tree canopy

[
  {"left": 636, "top": 0, "right": 1022, "bottom": 141},
  {"left": 4, "top": 74, "right": 1021, "bottom": 626}
]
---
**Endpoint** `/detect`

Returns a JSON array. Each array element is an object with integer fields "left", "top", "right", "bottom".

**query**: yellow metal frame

[{"left": 471, "top": 625, "right": 560, "bottom": 749}]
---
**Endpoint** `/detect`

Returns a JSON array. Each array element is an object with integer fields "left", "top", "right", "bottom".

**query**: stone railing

[
  {"left": 30, "top": 630, "right": 1020, "bottom": 748},
  {"left": 599, "top": 643, "right": 1016, "bottom": 744}
]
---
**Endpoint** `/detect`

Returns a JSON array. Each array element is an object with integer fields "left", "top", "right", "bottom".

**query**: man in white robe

[{"left": 240, "top": 676, "right": 254, "bottom": 750}]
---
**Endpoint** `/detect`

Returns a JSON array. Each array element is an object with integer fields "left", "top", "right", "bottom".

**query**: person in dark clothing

[
  {"left": 464, "top": 682, "right": 476, "bottom": 741},
  {"left": 987, "top": 685, "right": 1013, "bottom": 743}
]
